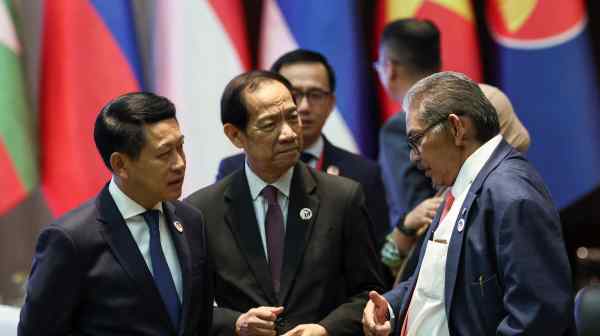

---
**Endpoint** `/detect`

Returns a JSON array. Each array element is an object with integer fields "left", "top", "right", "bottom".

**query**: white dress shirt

[
  {"left": 108, "top": 178, "right": 183, "bottom": 301},
  {"left": 302, "top": 135, "right": 324, "bottom": 168},
  {"left": 404, "top": 134, "right": 502, "bottom": 336},
  {"left": 245, "top": 162, "right": 294, "bottom": 260}
]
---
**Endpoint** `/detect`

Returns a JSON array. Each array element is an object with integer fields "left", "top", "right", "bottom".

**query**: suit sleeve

[
  {"left": 18, "top": 227, "right": 82, "bottom": 336},
  {"left": 319, "top": 184, "right": 386, "bottom": 335},
  {"left": 496, "top": 198, "right": 573, "bottom": 335},
  {"left": 379, "top": 118, "right": 435, "bottom": 227}
]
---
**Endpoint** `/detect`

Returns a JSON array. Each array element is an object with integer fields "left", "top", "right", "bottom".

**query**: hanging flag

[
  {"left": 374, "top": 0, "right": 482, "bottom": 122},
  {"left": 261, "top": 0, "right": 378, "bottom": 157},
  {"left": 40, "top": 0, "right": 143, "bottom": 216},
  {"left": 0, "top": 0, "right": 37, "bottom": 215},
  {"left": 487, "top": 0, "right": 600, "bottom": 208},
  {"left": 153, "top": 0, "right": 250, "bottom": 195}
]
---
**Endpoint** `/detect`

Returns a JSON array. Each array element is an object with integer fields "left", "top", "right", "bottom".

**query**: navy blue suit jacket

[
  {"left": 384, "top": 140, "right": 573, "bottom": 335},
  {"left": 379, "top": 112, "right": 435, "bottom": 282},
  {"left": 216, "top": 137, "right": 391, "bottom": 252},
  {"left": 19, "top": 184, "right": 214, "bottom": 336},
  {"left": 379, "top": 112, "right": 436, "bottom": 224}
]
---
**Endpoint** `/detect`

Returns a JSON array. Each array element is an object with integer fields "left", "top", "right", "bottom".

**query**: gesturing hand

[
  {"left": 236, "top": 306, "right": 284, "bottom": 336},
  {"left": 362, "top": 291, "right": 392, "bottom": 336},
  {"left": 281, "top": 323, "right": 328, "bottom": 336}
]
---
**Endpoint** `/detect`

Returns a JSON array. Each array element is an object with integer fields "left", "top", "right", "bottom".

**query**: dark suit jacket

[
  {"left": 18, "top": 184, "right": 213, "bottom": 336},
  {"left": 379, "top": 112, "right": 436, "bottom": 224},
  {"left": 379, "top": 112, "right": 436, "bottom": 282},
  {"left": 186, "top": 162, "right": 385, "bottom": 335},
  {"left": 384, "top": 140, "right": 573, "bottom": 335},
  {"left": 216, "top": 137, "right": 390, "bottom": 253}
]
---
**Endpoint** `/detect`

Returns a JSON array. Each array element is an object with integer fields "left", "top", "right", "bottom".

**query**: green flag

[{"left": 0, "top": 0, "right": 37, "bottom": 214}]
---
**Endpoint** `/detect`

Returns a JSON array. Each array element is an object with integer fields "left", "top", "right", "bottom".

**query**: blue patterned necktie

[{"left": 142, "top": 210, "right": 181, "bottom": 331}]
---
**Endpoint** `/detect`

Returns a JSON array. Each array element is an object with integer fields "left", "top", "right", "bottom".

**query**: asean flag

[
  {"left": 40, "top": 0, "right": 144, "bottom": 217},
  {"left": 374, "top": 0, "right": 482, "bottom": 122},
  {"left": 487, "top": 0, "right": 600, "bottom": 208},
  {"left": 153, "top": 0, "right": 251, "bottom": 195}
]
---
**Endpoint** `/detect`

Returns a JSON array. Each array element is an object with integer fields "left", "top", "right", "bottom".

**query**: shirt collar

[
  {"left": 303, "top": 135, "right": 324, "bottom": 159},
  {"left": 245, "top": 162, "right": 294, "bottom": 201},
  {"left": 108, "top": 178, "right": 163, "bottom": 220},
  {"left": 451, "top": 134, "right": 503, "bottom": 197}
]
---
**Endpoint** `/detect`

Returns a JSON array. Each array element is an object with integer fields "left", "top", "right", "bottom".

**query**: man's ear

[
  {"left": 223, "top": 123, "right": 245, "bottom": 149},
  {"left": 448, "top": 114, "right": 467, "bottom": 146},
  {"left": 110, "top": 152, "right": 128, "bottom": 179}
]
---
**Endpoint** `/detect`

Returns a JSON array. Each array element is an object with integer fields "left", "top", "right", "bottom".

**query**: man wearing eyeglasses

[
  {"left": 374, "top": 19, "right": 531, "bottom": 285},
  {"left": 362, "top": 72, "right": 572, "bottom": 336},
  {"left": 217, "top": 49, "right": 391, "bottom": 277}
]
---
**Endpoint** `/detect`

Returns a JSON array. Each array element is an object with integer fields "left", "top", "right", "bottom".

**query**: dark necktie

[
  {"left": 142, "top": 210, "right": 181, "bottom": 331},
  {"left": 261, "top": 185, "right": 284, "bottom": 293},
  {"left": 300, "top": 152, "right": 315, "bottom": 164}
]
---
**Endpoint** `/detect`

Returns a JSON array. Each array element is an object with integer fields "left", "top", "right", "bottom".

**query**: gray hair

[{"left": 403, "top": 71, "right": 500, "bottom": 143}]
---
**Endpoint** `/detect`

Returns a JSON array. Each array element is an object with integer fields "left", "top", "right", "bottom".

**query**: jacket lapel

[
  {"left": 278, "top": 163, "right": 319, "bottom": 305},
  {"left": 443, "top": 140, "right": 514, "bottom": 314},
  {"left": 96, "top": 185, "right": 173, "bottom": 330},
  {"left": 224, "top": 170, "right": 278, "bottom": 304},
  {"left": 163, "top": 201, "right": 192, "bottom": 336}
]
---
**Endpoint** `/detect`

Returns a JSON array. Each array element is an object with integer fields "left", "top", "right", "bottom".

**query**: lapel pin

[
  {"left": 457, "top": 218, "right": 465, "bottom": 232},
  {"left": 173, "top": 221, "right": 184, "bottom": 233},
  {"left": 326, "top": 165, "right": 339, "bottom": 176},
  {"left": 299, "top": 208, "right": 313, "bottom": 220}
]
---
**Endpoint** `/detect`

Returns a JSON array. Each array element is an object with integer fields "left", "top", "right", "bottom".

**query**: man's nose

[
  {"left": 173, "top": 151, "right": 186, "bottom": 172},
  {"left": 409, "top": 149, "right": 419, "bottom": 163},
  {"left": 279, "top": 121, "right": 297, "bottom": 141},
  {"left": 297, "top": 95, "right": 310, "bottom": 113}
]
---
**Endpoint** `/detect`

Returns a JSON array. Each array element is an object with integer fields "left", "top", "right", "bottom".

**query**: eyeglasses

[
  {"left": 291, "top": 89, "right": 331, "bottom": 105},
  {"left": 372, "top": 59, "right": 385, "bottom": 73},
  {"left": 372, "top": 58, "right": 399, "bottom": 73},
  {"left": 407, "top": 119, "right": 445, "bottom": 155}
]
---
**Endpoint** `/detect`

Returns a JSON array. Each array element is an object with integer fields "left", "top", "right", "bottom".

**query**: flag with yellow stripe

[{"left": 375, "top": 0, "right": 482, "bottom": 121}]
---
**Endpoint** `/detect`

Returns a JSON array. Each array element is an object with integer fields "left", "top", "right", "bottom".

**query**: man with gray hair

[{"left": 363, "top": 72, "right": 572, "bottom": 335}]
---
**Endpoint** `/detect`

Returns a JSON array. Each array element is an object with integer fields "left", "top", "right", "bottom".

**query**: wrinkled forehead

[{"left": 244, "top": 81, "right": 295, "bottom": 118}]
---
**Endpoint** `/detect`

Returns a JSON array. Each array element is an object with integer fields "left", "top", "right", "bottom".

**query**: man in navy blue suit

[
  {"left": 19, "top": 92, "right": 213, "bottom": 336},
  {"left": 362, "top": 72, "right": 573, "bottom": 335},
  {"left": 217, "top": 49, "right": 391, "bottom": 261}
]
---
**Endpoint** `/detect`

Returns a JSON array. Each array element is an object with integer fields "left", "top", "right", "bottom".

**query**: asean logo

[{"left": 486, "top": 0, "right": 587, "bottom": 49}]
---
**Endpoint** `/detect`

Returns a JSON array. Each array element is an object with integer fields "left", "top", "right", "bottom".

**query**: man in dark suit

[
  {"left": 216, "top": 49, "right": 390, "bottom": 258},
  {"left": 18, "top": 92, "right": 213, "bottom": 336},
  {"left": 375, "top": 19, "right": 531, "bottom": 283},
  {"left": 186, "top": 70, "right": 385, "bottom": 335},
  {"left": 363, "top": 72, "right": 572, "bottom": 335}
]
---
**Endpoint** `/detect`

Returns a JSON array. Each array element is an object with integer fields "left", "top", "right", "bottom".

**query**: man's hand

[
  {"left": 404, "top": 196, "right": 443, "bottom": 234},
  {"left": 362, "top": 291, "right": 392, "bottom": 336},
  {"left": 235, "top": 306, "right": 284, "bottom": 336},
  {"left": 281, "top": 323, "right": 328, "bottom": 336}
]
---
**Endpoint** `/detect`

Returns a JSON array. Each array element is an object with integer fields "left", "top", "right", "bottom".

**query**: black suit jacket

[
  {"left": 216, "top": 137, "right": 390, "bottom": 252},
  {"left": 186, "top": 162, "right": 385, "bottom": 335},
  {"left": 18, "top": 184, "right": 213, "bottom": 336}
]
